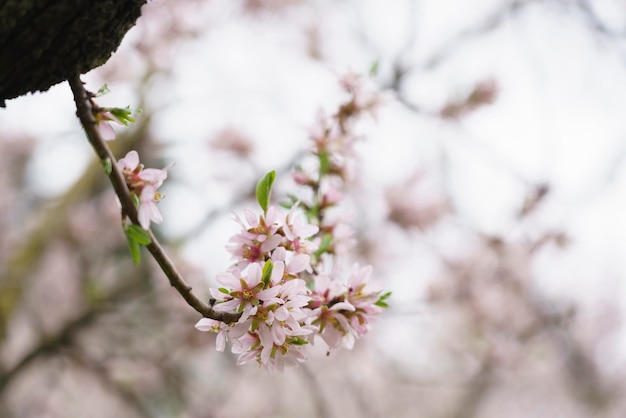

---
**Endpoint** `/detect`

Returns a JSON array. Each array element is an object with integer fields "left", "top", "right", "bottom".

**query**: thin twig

[
  {"left": 68, "top": 74, "right": 240, "bottom": 324},
  {"left": 423, "top": 0, "right": 538, "bottom": 70}
]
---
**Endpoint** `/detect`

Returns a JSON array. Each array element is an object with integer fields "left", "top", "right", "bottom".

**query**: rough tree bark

[{"left": 0, "top": 0, "right": 147, "bottom": 106}]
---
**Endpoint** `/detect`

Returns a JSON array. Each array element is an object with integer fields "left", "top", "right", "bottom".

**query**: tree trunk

[{"left": 0, "top": 0, "right": 147, "bottom": 106}]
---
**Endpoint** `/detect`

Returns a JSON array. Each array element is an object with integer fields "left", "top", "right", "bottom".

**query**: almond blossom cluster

[
  {"left": 309, "top": 265, "right": 384, "bottom": 350},
  {"left": 195, "top": 73, "right": 389, "bottom": 371},
  {"left": 118, "top": 150, "right": 173, "bottom": 230},
  {"left": 88, "top": 87, "right": 171, "bottom": 232},
  {"left": 196, "top": 202, "right": 386, "bottom": 372},
  {"left": 292, "top": 72, "right": 382, "bottom": 257},
  {"left": 197, "top": 205, "right": 319, "bottom": 371}
]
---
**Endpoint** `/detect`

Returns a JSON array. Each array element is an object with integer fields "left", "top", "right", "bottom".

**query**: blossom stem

[{"left": 69, "top": 74, "right": 240, "bottom": 324}]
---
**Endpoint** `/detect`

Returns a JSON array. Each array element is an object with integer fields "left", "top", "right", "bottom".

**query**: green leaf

[
  {"left": 109, "top": 106, "right": 137, "bottom": 126},
  {"left": 102, "top": 158, "right": 112, "bottom": 176},
  {"left": 318, "top": 151, "right": 330, "bottom": 177},
  {"left": 126, "top": 224, "right": 152, "bottom": 245},
  {"left": 375, "top": 291, "right": 391, "bottom": 308},
  {"left": 124, "top": 224, "right": 152, "bottom": 265},
  {"left": 256, "top": 170, "right": 276, "bottom": 214},
  {"left": 125, "top": 230, "right": 142, "bottom": 265},
  {"left": 287, "top": 336, "right": 309, "bottom": 346},
  {"left": 96, "top": 84, "right": 110, "bottom": 97},
  {"left": 314, "top": 233, "right": 333, "bottom": 257},
  {"left": 369, "top": 60, "right": 380, "bottom": 76},
  {"left": 261, "top": 260, "right": 274, "bottom": 287}
]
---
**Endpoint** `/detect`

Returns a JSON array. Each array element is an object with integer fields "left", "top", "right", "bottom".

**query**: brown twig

[{"left": 68, "top": 74, "right": 240, "bottom": 324}]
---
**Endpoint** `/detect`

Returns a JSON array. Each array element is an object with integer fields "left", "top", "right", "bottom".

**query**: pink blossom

[
  {"left": 97, "top": 121, "right": 116, "bottom": 141},
  {"left": 321, "top": 211, "right": 357, "bottom": 256},
  {"left": 347, "top": 265, "right": 381, "bottom": 310},
  {"left": 267, "top": 278, "right": 312, "bottom": 334},
  {"left": 205, "top": 256, "right": 314, "bottom": 371},
  {"left": 311, "top": 273, "right": 346, "bottom": 305},
  {"left": 118, "top": 150, "right": 140, "bottom": 171},
  {"left": 95, "top": 111, "right": 121, "bottom": 141},
  {"left": 137, "top": 186, "right": 163, "bottom": 229},
  {"left": 307, "top": 266, "right": 382, "bottom": 350},
  {"left": 117, "top": 150, "right": 173, "bottom": 229},
  {"left": 322, "top": 186, "right": 343, "bottom": 207},
  {"left": 195, "top": 318, "right": 229, "bottom": 351},
  {"left": 118, "top": 150, "right": 173, "bottom": 191},
  {"left": 271, "top": 247, "right": 311, "bottom": 279},
  {"left": 292, "top": 169, "right": 310, "bottom": 186},
  {"left": 226, "top": 207, "right": 283, "bottom": 269},
  {"left": 194, "top": 318, "right": 248, "bottom": 352},
  {"left": 345, "top": 265, "right": 383, "bottom": 338},
  {"left": 232, "top": 333, "right": 261, "bottom": 365},
  {"left": 211, "top": 263, "right": 269, "bottom": 321},
  {"left": 282, "top": 207, "right": 319, "bottom": 256},
  {"left": 234, "top": 324, "right": 308, "bottom": 373},
  {"left": 139, "top": 164, "right": 173, "bottom": 188},
  {"left": 308, "top": 273, "right": 353, "bottom": 348}
]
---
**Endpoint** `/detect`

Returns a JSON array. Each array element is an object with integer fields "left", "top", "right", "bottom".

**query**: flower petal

[
  {"left": 118, "top": 150, "right": 139, "bottom": 170},
  {"left": 288, "top": 254, "right": 310, "bottom": 274},
  {"left": 194, "top": 318, "right": 217, "bottom": 332},
  {"left": 98, "top": 121, "right": 116, "bottom": 141}
]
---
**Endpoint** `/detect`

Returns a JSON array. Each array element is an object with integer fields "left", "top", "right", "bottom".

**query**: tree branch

[{"left": 68, "top": 74, "right": 240, "bottom": 324}]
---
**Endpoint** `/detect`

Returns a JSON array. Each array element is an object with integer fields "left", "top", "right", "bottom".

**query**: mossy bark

[{"left": 0, "top": 0, "right": 147, "bottom": 106}]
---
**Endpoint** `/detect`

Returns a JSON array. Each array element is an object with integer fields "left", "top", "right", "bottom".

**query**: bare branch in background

[
  {"left": 439, "top": 79, "right": 499, "bottom": 120},
  {"left": 0, "top": 278, "right": 144, "bottom": 395},
  {"left": 66, "top": 348, "right": 153, "bottom": 418},
  {"left": 575, "top": 0, "right": 626, "bottom": 38},
  {"left": 423, "top": 0, "right": 540, "bottom": 70}
]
